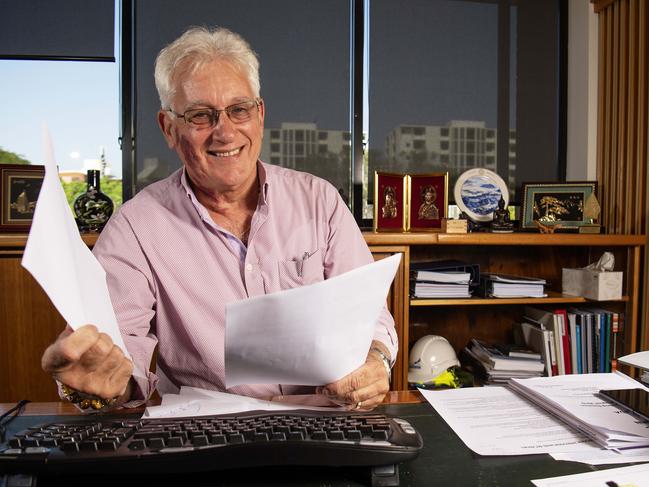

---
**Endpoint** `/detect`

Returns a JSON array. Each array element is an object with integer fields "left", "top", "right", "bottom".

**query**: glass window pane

[
  {"left": 0, "top": 59, "right": 122, "bottom": 208},
  {"left": 367, "top": 0, "right": 561, "bottom": 214},
  {"left": 135, "top": 0, "right": 352, "bottom": 203},
  {"left": 368, "top": 0, "right": 498, "bottom": 208}
]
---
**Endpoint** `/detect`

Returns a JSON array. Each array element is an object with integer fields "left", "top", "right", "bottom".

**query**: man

[{"left": 41, "top": 27, "right": 397, "bottom": 411}]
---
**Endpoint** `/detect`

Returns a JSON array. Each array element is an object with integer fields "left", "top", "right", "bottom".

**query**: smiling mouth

[{"left": 208, "top": 147, "right": 241, "bottom": 158}]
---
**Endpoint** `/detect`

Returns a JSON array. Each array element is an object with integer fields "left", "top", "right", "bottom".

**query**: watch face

[{"left": 454, "top": 168, "right": 508, "bottom": 222}]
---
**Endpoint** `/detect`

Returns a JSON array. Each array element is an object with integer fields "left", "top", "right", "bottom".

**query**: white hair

[{"left": 154, "top": 26, "right": 260, "bottom": 108}]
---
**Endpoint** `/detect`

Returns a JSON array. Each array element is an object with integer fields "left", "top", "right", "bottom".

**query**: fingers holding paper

[
  {"left": 42, "top": 324, "right": 133, "bottom": 400},
  {"left": 317, "top": 344, "right": 390, "bottom": 411}
]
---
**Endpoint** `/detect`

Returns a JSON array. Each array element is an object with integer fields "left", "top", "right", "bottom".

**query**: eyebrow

[{"left": 185, "top": 97, "right": 254, "bottom": 110}]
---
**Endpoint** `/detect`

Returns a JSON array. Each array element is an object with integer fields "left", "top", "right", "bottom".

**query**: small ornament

[{"left": 73, "top": 169, "right": 114, "bottom": 232}]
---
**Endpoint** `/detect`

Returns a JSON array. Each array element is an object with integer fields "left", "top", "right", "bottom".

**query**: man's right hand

[{"left": 41, "top": 325, "right": 134, "bottom": 402}]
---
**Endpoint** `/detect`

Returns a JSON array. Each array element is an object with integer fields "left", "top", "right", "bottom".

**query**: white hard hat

[{"left": 408, "top": 335, "right": 460, "bottom": 384}]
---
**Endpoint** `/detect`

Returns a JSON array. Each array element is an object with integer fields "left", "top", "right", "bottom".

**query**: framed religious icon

[
  {"left": 373, "top": 172, "right": 407, "bottom": 232},
  {"left": 520, "top": 181, "right": 598, "bottom": 231},
  {"left": 0, "top": 164, "right": 45, "bottom": 233},
  {"left": 406, "top": 173, "right": 448, "bottom": 231}
]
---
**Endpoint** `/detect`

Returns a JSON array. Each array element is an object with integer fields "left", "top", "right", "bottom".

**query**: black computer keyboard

[{"left": 0, "top": 409, "right": 422, "bottom": 482}]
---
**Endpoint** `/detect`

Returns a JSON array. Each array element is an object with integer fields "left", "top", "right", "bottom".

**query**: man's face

[{"left": 158, "top": 59, "right": 264, "bottom": 196}]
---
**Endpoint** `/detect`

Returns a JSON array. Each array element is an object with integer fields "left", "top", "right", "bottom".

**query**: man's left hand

[{"left": 316, "top": 341, "right": 391, "bottom": 411}]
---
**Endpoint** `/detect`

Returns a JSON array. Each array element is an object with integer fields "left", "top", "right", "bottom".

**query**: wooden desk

[
  {"left": 0, "top": 390, "right": 424, "bottom": 416},
  {"left": 0, "top": 392, "right": 629, "bottom": 486}
]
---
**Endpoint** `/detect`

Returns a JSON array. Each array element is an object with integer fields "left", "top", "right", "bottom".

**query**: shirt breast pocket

[{"left": 278, "top": 249, "right": 324, "bottom": 289}]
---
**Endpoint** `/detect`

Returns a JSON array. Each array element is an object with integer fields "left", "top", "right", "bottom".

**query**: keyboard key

[{"left": 128, "top": 439, "right": 146, "bottom": 450}]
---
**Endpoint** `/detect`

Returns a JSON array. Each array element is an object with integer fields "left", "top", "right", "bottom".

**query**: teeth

[{"left": 210, "top": 148, "right": 240, "bottom": 157}]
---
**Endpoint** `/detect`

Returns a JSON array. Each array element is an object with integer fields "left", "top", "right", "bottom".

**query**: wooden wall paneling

[
  {"left": 369, "top": 245, "right": 410, "bottom": 391},
  {"left": 0, "top": 256, "right": 64, "bottom": 402},
  {"left": 619, "top": 0, "right": 629, "bottom": 234}
]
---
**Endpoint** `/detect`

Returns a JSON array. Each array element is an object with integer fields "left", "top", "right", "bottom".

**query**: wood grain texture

[{"left": 595, "top": 0, "right": 649, "bottom": 351}]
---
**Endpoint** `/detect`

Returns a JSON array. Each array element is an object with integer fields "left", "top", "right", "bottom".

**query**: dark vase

[{"left": 73, "top": 169, "right": 114, "bottom": 232}]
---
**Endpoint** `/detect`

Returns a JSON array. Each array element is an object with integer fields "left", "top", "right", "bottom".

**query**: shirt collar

[{"left": 179, "top": 162, "right": 269, "bottom": 211}]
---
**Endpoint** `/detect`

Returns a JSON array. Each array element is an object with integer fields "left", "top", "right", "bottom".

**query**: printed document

[
  {"left": 145, "top": 387, "right": 344, "bottom": 418},
  {"left": 532, "top": 462, "right": 649, "bottom": 486},
  {"left": 419, "top": 387, "right": 599, "bottom": 456},
  {"left": 508, "top": 373, "right": 649, "bottom": 449},
  {"left": 225, "top": 254, "right": 401, "bottom": 387}
]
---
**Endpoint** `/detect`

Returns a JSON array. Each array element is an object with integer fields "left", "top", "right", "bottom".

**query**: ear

[
  {"left": 158, "top": 110, "right": 177, "bottom": 149},
  {"left": 257, "top": 98, "right": 265, "bottom": 128}
]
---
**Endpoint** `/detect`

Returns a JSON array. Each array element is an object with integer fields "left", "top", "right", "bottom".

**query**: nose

[{"left": 209, "top": 110, "right": 236, "bottom": 142}]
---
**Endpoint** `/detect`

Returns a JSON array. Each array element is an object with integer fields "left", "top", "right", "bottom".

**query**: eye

[
  {"left": 186, "top": 109, "right": 213, "bottom": 125},
  {"left": 229, "top": 105, "right": 250, "bottom": 117}
]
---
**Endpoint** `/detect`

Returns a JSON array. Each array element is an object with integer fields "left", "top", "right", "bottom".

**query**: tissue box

[{"left": 562, "top": 268, "right": 623, "bottom": 300}]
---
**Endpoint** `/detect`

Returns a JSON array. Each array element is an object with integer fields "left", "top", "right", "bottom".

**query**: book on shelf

[
  {"left": 520, "top": 306, "right": 624, "bottom": 377},
  {"left": 410, "top": 260, "right": 478, "bottom": 298},
  {"left": 410, "top": 260, "right": 480, "bottom": 284},
  {"left": 479, "top": 273, "right": 547, "bottom": 298},
  {"left": 493, "top": 343, "right": 542, "bottom": 361},
  {"left": 523, "top": 306, "right": 564, "bottom": 375},
  {"left": 466, "top": 339, "right": 545, "bottom": 374},
  {"left": 411, "top": 281, "right": 471, "bottom": 298},
  {"left": 517, "top": 321, "right": 555, "bottom": 377}
]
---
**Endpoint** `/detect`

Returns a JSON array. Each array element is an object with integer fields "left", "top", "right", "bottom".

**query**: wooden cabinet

[{"left": 365, "top": 232, "right": 646, "bottom": 389}]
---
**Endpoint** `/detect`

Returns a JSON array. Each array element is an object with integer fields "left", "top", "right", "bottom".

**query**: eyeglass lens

[{"left": 184, "top": 100, "right": 258, "bottom": 127}]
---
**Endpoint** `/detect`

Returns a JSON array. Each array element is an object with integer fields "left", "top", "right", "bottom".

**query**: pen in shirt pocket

[{"left": 296, "top": 251, "right": 311, "bottom": 277}]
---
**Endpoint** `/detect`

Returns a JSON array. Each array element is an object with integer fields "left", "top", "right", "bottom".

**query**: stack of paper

[
  {"left": 410, "top": 260, "right": 477, "bottom": 298},
  {"left": 480, "top": 273, "right": 547, "bottom": 298},
  {"left": 508, "top": 372, "right": 649, "bottom": 450},
  {"left": 463, "top": 339, "right": 545, "bottom": 384}
]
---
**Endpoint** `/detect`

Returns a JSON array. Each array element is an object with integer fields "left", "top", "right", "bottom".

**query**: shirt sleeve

[
  {"left": 92, "top": 210, "right": 160, "bottom": 401},
  {"left": 322, "top": 186, "right": 399, "bottom": 363}
]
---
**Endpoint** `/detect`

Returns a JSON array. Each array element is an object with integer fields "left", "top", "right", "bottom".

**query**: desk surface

[{"left": 0, "top": 393, "right": 625, "bottom": 486}]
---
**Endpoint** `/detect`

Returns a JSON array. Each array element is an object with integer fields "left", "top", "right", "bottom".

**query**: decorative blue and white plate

[{"left": 454, "top": 168, "right": 509, "bottom": 222}]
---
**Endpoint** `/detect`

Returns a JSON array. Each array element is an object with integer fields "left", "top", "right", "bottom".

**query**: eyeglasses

[{"left": 167, "top": 99, "right": 261, "bottom": 128}]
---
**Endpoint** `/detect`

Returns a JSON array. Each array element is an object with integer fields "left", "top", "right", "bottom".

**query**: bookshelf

[{"left": 365, "top": 232, "right": 646, "bottom": 389}]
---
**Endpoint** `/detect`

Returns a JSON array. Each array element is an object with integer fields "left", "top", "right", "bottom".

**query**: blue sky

[{"left": 0, "top": 59, "right": 122, "bottom": 178}]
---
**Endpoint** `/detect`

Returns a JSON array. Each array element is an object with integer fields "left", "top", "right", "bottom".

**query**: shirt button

[{"left": 246, "top": 264, "right": 253, "bottom": 272}]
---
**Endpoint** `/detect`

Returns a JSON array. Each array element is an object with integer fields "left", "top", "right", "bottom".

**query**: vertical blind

[{"left": 593, "top": 0, "right": 648, "bottom": 349}]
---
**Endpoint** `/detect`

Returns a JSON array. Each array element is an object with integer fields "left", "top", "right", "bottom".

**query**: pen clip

[{"left": 296, "top": 251, "right": 309, "bottom": 277}]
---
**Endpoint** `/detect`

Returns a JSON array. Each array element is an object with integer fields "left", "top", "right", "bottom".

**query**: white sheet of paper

[
  {"left": 21, "top": 127, "right": 139, "bottom": 374},
  {"left": 419, "top": 387, "right": 599, "bottom": 456},
  {"left": 509, "top": 373, "right": 649, "bottom": 447},
  {"left": 531, "top": 463, "right": 649, "bottom": 487},
  {"left": 551, "top": 447, "right": 649, "bottom": 465},
  {"left": 618, "top": 351, "right": 649, "bottom": 370},
  {"left": 144, "top": 387, "right": 344, "bottom": 418},
  {"left": 224, "top": 253, "right": 401, "bottom": 387}
]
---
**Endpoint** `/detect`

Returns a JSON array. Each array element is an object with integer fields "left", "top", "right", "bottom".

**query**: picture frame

[
  {"left": 520, "top": 181, "right": 598, "bottom": 230},
  {"left": 373, "top": 171, "right": 407, "bottom": 232},
  {"left": 0, "top": 164, "right": 46, "bottom": 233},
  {"left": 407, "top": 172, "right": 448, "bottom": 231}
]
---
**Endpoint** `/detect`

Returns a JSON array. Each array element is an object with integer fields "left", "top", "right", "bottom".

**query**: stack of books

[
  {"left": 479, "top": 273, "right": 547, "bottom": 298},
  {"left": 410, "top": 260, "right": 478, "bottom": 298},
  {"left": 462, "top": 338, "right": 545, "bottom": 384},
  {"left": 519, "top": 306, "right": 624, "bottom": 377}
]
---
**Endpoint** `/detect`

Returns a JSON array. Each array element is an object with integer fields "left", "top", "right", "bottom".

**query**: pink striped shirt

[{"left": 93, "top": 161, "right": 397, "bottom": 400}]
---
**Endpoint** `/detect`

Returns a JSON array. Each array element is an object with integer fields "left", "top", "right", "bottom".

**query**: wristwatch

[{"left": 370, "top": 347, "right": 392, "bottom": 384}]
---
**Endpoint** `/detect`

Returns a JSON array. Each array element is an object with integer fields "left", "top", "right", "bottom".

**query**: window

[
  {"left": 0, "top": 0, "right": 121, "bottom": 206},
  {"left": 125, "top": 0, "right": 565, "bottom": 223},
  {"left": 134, "top": 0, "right": 351, "bottom": 198},
  {"left": 364, "top": 0, "right": 563, "bottom": 216}
]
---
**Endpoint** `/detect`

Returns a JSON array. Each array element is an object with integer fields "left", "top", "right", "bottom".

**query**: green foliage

[
  {"left": 0, "top": 147, "right": 31, "bottom": 165},
  {"left": 61, "top": 177, "right": 123, "bottom": 210}
]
